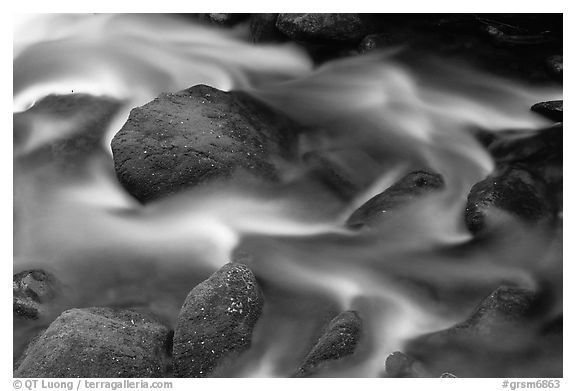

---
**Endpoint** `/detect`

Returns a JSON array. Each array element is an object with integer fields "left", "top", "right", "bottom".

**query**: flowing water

[{"left": 13, "top": 14, "right": 562, "bottom": 377}]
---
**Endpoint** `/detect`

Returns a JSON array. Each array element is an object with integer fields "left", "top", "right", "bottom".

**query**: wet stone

[
  {"left": 13, "top": 270, "right": 60, "bottom": 319},
  {"left": 15, "top": 307, "right": 172, "bottom": 377},
  {"left": 206, "top": 14, "right": 248, "bottom": 26},
  {"left": 404, "top": 286, "right": 551, "bottom": 377},
  {"left": 172, "top": 263, "right": 264, "bottom": 378},
  {"left": 111, "top": 84, "right": 300, "bottom": 203},
  {"left": 482, "top": 124, "right": 562, "bottom": 210},
  {"left": 14, "top": 94, "right": 121, "bottom": 164},
  {"left": 531, "top": 100, "right": 563, "bottom": 122},
  {"left": 464, "top": 166, "right": 556, "bottom": 235},
  {"left": 385, "top": 351, "right": 416, "bottom": 378},
  {"left": 301, "top": 150, "right": 371, "bottom": 201},
  {"left": 276, "top": 14, "right": 378, "bottom": 44},
  {"left": 249, "top": 14, "right": 285, "bottom": 43},
  {"left": 545, "top": 55, "right": 563, "bottom": 80},
  {"left": 346, "top": 170, "right": 445, "bottom": 229},
  {"left": 294, "top": 311, "right": 362, "bottom": 377}
]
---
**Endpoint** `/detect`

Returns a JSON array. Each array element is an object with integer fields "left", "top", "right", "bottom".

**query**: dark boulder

[
  {"left": 347, "top": 170, "right": 444, "bottom": 229},
  {"left": 172, "top": 263, "right": 264, "bottom": 377},
  {"left": 15, "top": 307, "right": 172, "bottom": 377},
  {"left": 111, "top": 85, "right": 300, "bottom": 203},
  {"left": 531, "top": 100, "right": 563, "bottom": 122},
  {"left": 294, "top": 311, "right": 362, "bottom": 377},
  {"left": 13, "top": 269, "right": 60, "bottom": 319},
  {"left": 276, "top": 14, "right": 378, "bottom": 44},
  {"left": 464, "top": 166, "right": 556, "bottom": 234}
]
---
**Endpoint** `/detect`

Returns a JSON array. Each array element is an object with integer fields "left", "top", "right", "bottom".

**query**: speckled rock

[
  {"left": 13, "top": 269, "right": 60, "bottom": 319},
  {"left": 172, "top": 263, "right": 264, "bottom": 378},
  {"left": 347, "top": 170, "right": 445, "bottom": 229},
  {"left": 276, "top": 14, "right": 378, "bottom": 43},
  {"left": 464, "top": 166, "right": 555, "bottom": 234},
  {"left": 294, "top": 311, "right": 362, "bottom": 377},
  {"left": 404, "top": 286, "right": 563, "bottom": 377},
  {"left": 15, "top": 307, "right": 172, "bottom": 377},
  {"left": 531, "top": 100, "right": 563, "bottom": 122},
  {"left": 111, "top": 84, "right": 299, "bottom": 203}
]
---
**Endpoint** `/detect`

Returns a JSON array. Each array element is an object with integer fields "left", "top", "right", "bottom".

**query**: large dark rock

[
  {"left": 172, "top": 263, "right": 264, "bottom": 377},
  {"left": 464, "top": 166, "right": 556, "bottom": 234},
  {"left": 294, "top": 310, "right": 362, "bottom": 377},
  {"left": 111, "top": 85, "right": 300, "bottom": 203},
  {"left": 15, "top": 307, "right": 172, "bottom": 377},
  {"left": 347, "top": 170, "right": 445, "bottom": 229},
  {"left": 276, "top": 14, "right": 378, "bottom": 43},
  {"left": 13, "top": 269, "right": 60, "bottom": 319},
  {"left": 404, "top": 286, "right": 561, "bottom": 377},
  {"left": 531, "top": 100, "right": 563, "bottom": 122}
]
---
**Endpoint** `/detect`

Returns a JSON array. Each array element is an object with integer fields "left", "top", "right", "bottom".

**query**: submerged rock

[
  {"left": 347, "top": 170, "right": 444, "bottom": 229},
  {"left": 172, "top": 263, "right": 264, "bottom": 378},
  {"left": 111, "top": 85, "right": 300, "bottom": 203},
  {"left": 15, "top": 307, "right": 172, "bottom": 377},
  {"left": 294, "top": 311, "right": 362, "bottom": 377},
  {"left": 404, "top": 286, "right": 562, "bottom": 377},
  {"left": 277, "top": 14, "right": 378, "bottom": 43},
  {"left": 301, "top": 149, "right": 379, "bottom": 201},
  {"left": 13, "top": 269, "right": 60, "bottom": 319},
  {"left": 464, "top": 166, "right": 555, "bottom": 234},
  {"left": 14, "top": 94, "right": 121, "bottom": 163},
  {"left": 531, "top": 100, "right": 563, "bottom": 122}
]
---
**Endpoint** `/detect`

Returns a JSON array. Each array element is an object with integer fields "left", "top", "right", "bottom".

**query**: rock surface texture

[
  {"left": 13, "top": 269, "right": 60, "bottom": 319},
  {"left": 172, "top": 263, "right": 264, "bottom": 377},
  {"left": 277, "top": 14, "right": 378, "bottom": 43},
  {"left": 15, "top": 307, "right": 172, "bottom": 377},
  {"left": 531, "top": 100, "right": 563, "bottom": 122},
  {"left": 347, "top": 170, "right": 444, "bottom": 228},
  {"left": 111, "top": 85, "right": 299, "bottom": 203},
  {"left": 465, "top": 166, "right": 555, "bottom": 234},
  {"left": 294, "top": 310, "right": 362, "bottom": 377}
]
